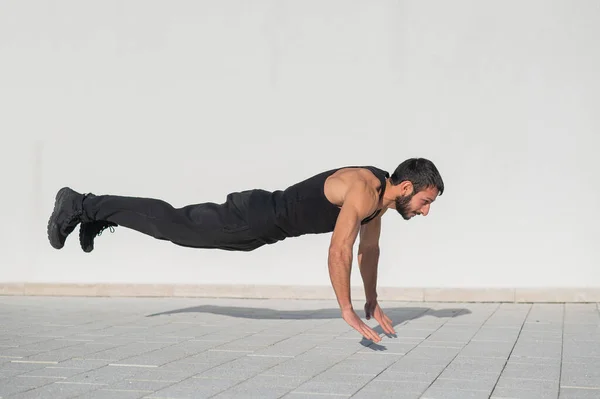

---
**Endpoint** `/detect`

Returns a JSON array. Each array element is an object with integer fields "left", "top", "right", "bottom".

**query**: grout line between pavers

[
  {"left": 488, "top": 303, "right": 534, "bottom": 398},
  {"left": 558, "top": 303, "right": 566, "bottom": 399}
]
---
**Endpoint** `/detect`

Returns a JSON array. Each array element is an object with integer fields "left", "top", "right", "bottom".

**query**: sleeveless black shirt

[{"left": 247, "top": 166, "right": 389, "bottom": 244}]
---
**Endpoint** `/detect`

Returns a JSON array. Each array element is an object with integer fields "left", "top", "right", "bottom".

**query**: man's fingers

[
  {"left": 380, "top": 319, "right": 394, "bottom": 335},
  {"left": 382, "top": 315, "right": 394, "bottom": 332},
  {"left": 385, "top": 317, "right": 396, "bottom": 334},
  {"left": 384, "top": 321, "right": 395, "bottom": 335},
  {"left": 361, "top": 323, "right": 381, "bottom": 343},
  {"left": 374, "top": 313, "right": 395, "bottom": 335}
]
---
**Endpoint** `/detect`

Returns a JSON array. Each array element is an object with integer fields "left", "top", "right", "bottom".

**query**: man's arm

[
  {"left": 328, "top": 182, "right": 382, "bottom": 342},
  {"left": 328, "top": 181, "right": 376, "bottom": 310},
  {"left": 358, "top": 216, "right": 396, "bottom": 336},
  {"left": 358, "top": 216, "right": 381, "bottom": 303}
]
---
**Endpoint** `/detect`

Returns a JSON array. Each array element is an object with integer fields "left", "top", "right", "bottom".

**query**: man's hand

[
  {"left": 364, "top": 300, "right": 396, "bottom": 336},
  {"left": 341, "top": 308, "right": 382, "bottom": 343}
]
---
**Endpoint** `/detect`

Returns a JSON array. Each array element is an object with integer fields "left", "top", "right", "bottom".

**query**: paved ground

[{"left": 0, "top": 297, "right": 599, "bottom": 399}]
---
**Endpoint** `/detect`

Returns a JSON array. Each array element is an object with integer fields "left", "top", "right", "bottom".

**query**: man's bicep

[
  {"left": 329, "top": 183, "right": 376, "bottom": 251},
  {"left": 329, "top": 204, "right": 362, "bottom": 251}
]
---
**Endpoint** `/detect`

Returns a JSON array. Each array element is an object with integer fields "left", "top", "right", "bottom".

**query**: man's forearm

[
  {"left": 328, "top": 247, "right": 353, "bottom": 311},
  {"left": 358, "top": 246, "right": 380, "bottom": 302}
]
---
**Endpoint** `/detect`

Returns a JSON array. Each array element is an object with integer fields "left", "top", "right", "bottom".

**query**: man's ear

[{"left": 398, "top": 181, "right": 414, "bottom": 196}]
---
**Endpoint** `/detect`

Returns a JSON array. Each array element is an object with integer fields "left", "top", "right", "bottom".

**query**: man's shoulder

[
  {"left": 349, "top": 166, "right": 390, "bottom": 183},
  {"left": 334, "top": 165, "right": 389, "bottom": 176}
]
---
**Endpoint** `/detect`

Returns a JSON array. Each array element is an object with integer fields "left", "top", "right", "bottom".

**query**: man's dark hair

[{"left": 390, "top": 158, "right": 444, "bottom": 195}]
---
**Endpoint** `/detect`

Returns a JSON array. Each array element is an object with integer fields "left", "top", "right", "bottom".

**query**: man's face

[{"left": 395, "top": 185, "right": 439, "bottom": 220}]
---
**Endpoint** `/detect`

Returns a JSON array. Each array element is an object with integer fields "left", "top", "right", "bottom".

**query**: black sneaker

[
  {"left": 79, "top": 221, "right": 117, "bottom": 253},
  {"left": 47, "top": 187, "right": 88, "bottom": 249}
]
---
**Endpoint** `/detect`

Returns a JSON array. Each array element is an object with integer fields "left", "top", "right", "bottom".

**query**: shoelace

[{"left": 97, "top": 224, "right": 116, "bottom": 237}]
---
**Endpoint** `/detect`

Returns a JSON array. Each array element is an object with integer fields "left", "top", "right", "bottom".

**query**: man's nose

[{"left": 421, "top": 204, "right": 430, "bottom": 216}]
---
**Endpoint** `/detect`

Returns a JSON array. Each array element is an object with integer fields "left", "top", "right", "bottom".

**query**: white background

[{"left": 1, "top": 0, "right": 598, "bottom": 289}]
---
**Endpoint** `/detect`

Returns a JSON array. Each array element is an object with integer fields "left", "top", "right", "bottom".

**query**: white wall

[{"left": 1, "top": 0, "right": 599, "bottom": 290}]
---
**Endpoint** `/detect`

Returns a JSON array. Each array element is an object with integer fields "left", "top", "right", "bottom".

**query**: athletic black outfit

[{"left": 48, "top": 166, "right": 389, "bottom": 252}]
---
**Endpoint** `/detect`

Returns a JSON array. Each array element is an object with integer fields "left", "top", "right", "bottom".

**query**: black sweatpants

[{"left": 81, "top": 190, "right": 267, "bottom": 251}]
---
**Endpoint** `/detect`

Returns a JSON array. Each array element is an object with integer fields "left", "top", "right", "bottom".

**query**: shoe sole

[{"left": 47, "top": 187, "right": 72, "bottom": 249}]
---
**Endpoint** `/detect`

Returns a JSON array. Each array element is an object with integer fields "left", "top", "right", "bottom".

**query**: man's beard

[{"left": 395, "top": 193, "right": 414, "bottom": 220}]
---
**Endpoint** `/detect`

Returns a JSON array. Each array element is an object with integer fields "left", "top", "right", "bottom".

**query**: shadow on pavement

[
  {"left": 146, "top": 305, "right": 470, "bottom": 321},
  {"left": 146, "top": 305, "right": 472, "bottom": 349}
]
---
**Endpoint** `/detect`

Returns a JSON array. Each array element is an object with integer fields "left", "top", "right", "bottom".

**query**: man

[{"left": 48, "top": 157, "right": 444, "bottom": 342}]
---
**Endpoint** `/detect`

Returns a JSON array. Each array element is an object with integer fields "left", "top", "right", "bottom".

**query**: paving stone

[
  {"left": 323, "top": 357, "right": 398, "bottom": 375},
  {"left": 351, "top": 390, "right": 423, "bottom": 399},
  {"left": 459, "top": 340, "right": 515, "bottom": 358},
  {"left": 437, "top": 368, "right": 500, "bottom": 382},
  {"left": 356, "top": 340, "right": 417, "bottom": 354},
  {"left": 60, "top": 365, "right": 145, "bottom": 385},
  {"left": 404, "top": 345, "right": 461, "bottom": 362},
  {"left": 359, "top": 379, "right": 431, "bottom": 394},
  {"left": 427, "top": 375, "right": 497, "bottom": 392},
  {"left": 0, "top": 348, "right": 41, "bottom": 358},
  {"left": 0, "top": 361, "right": 50, "bottom": 377},
  {"left": 211, "top": 386, "right": 293, "bottom": 399},
  {"left": 78, "top": 389, "right": 149, "bottom": 399},
  {"left": 245, "top": 373, "right": 311, "bottom": 388},
  {"left": 386, "top": 356, "right": 449, "bottom": 374},
  {"left": 264, "top": 358, "right": 337, "bottom": 378},
  {"left": 48, "top": 358, "right": 110, "bottom": 371},
  {"left": 293, "top": 346, "right": 353, "bottom": 364},
  {"left": 169, "top": 350, "right": 246, "bottom": 367},
  {"left": 513, "top": 338, "right": 563, "bottom": 356},
  {"left": 518, "top": 329, "right": 563, "bottom": 342},
  {"left": 241, "top": 337, "right": 320, "bottom": 357},
  {"left": 17, "top": 365, "right": 95, "bottom": 379},
  {"left": 376, "top": 369, "right": 440, "bottom": 382},
  {"left": 126, "top": 367, "right": 198, "bottom": 382},
  {"left": 444, "top": 356, "right": 507, "bottom": 373},
  {"left": 112, "top": 340, "right": 221, "bottom": 366},
  {"left": 501, "top": 361, "right": 561, "bottom": 380},
  {"left": 280, "top": 394, "right": 351, "bottom": 399},
  {"left": 0, "top": 380, "right": 36, "bottom": 397},
  {"left": 194, "top": 354, "right": 289, "bottom": 380},
  {"left": 210, "top": 374, "right": 307, "bottom": 398},
  {"left": 559, "top": 387, "right": 600, "bottom": 398},
  {"left": 423, "top": 328, "right": 479, "bottom": 345},
  {"left": 20, "top": 343, "right": 123, "bottom": 362},
  {"left": 288, "top": 380, "right": 368, "bottom": 396},
  {"left": 18, "top": 339, "right": 85, "bottom": 353},
  {"left": 560, "top": 367, "right": 600, "bottom": 388},
  {"left": 471, "top": 326, "right": 522, "bottom": 342},
  {"left": 106, "top": 378, "right": 176, "bottom": 392},
  {"left": 7, "top": 381, "right": 104, "bottom": 399},
  {"left": 495, "top": 376, "right": 560, "bottom": 391},
  {"left": 148, "top": 377, "right": 239, "bottom": 398},
  {"left": 421, "top": 388, "right": 493, "bottom": 398},
  {"left": 491, "top": 386, "right": 558, "bottom": 398},
  {"left": 83, "top": 342, "right": 175, "bottom": 362}
]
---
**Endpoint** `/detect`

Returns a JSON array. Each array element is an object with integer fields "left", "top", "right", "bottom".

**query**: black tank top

[{"left": 247, "top": 166, "right": 389, "bottom": 243}]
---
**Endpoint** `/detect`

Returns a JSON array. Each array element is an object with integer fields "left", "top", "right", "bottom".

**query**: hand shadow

[{"left": 357, "top": 308, "right": 470, "bottom": 351}]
